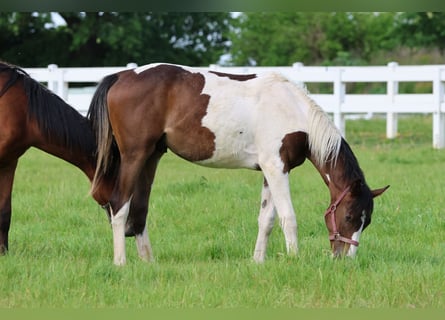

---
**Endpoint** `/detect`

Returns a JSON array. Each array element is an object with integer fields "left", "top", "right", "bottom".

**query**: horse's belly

[{"left": 194, "top": 134, "right": 259, "bottom": 169}]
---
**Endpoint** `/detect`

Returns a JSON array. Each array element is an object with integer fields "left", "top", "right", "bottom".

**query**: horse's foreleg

[
  {"left": 253, "top": 177, "right": 276, "bottom": 263},
  {"left": 0, "top": 161, "right": 18, "bottom": 254},
  {"left": 260, "top": 163, "right": 298, "bottom": 257}
]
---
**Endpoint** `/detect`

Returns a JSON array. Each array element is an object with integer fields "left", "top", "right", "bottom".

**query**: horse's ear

[{"left": 371, "top": 185, "right": 390, "bottom": 198}]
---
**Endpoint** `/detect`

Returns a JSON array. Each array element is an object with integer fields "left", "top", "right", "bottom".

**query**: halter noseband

[{"left": 324, "top": 186, "right": 359, "bottom": 247}]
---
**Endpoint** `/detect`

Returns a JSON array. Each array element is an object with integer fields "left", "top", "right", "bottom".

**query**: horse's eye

[{"left": 345, "top": 214, "right": 353, "bottom": 222}]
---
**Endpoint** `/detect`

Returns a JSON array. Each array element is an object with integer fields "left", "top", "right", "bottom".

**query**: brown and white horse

[
  {"left": 0, "top": 61, "right": 114, "bottom": 254},
  {"left": 88, "top": 63, "right": 389, "bottom": 265}
]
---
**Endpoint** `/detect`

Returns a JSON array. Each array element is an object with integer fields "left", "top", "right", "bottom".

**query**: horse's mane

[
  {"left": 306, "top": 100, "right": 342, "bottom": 167},
  {"left": 289, "top": 79, "right": 365, "bottom": 181},
  {"left": 0, "top": 61, "right": 96, "bottom": 155},
  {"left": 286, "top": 82, "right": 342, "bottom": 168},
  {"left": 282, "top": 80, "right": 370, "bottom": 192},
  {"left": 338, "top": 138, "right": 366, "bottom": 183},
  {"left": 258, "top": 71, "right": 343, "bottom": 168}
]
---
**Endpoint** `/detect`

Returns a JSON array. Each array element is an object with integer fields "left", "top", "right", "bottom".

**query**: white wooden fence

[{"left": 24, "top": 62, "right": 445, "bottom": 149}]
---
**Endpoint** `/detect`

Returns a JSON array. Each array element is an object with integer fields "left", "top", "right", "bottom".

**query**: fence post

[
  {"left": 333, "top": 68, "right": 345, "bottom": 137},
  {"left": 292, "top": 62, "right": 303, "bottom": 67},
  {"left": 292, "top": 62, "right": 306, "bottom": 88},
  {"left": 46, "top": 64, "right": 57, "bottom": 93},
  {"left": 432, "top": 67, "right": 445, "bottom": 149},
  {"left": 386, "top": 62, "right": 399, "bottom": 139},
  {"left": 126, "top": 62, "right": 138, "bottom": 69},
  {"left": 47, "top": 64, "right": 68, "bottom": 100}
]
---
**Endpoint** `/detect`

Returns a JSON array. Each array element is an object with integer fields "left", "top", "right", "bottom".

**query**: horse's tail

[{"left": 87, "top": 73, "right": 120, "bottom": 194}]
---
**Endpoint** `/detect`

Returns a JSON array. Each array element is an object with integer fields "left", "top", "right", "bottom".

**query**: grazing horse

[
  {"left": 0, "top": 61, "right": 114, "bottom": 254},
  {"left": 88, "top": 63, "right": 389, "bottom": 266}
]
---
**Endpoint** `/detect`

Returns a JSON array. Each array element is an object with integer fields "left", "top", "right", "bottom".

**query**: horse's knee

[
  {"left": 258, "top": 215, "right": 275, "bottom": 236},
  {"left": 279, "top": 214, "right": 297, "bottom": 231}
]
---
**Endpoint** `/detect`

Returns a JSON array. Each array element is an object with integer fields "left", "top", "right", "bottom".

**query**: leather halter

[{"left": 324, "top": 186, "right": 360, "bottom": 247}]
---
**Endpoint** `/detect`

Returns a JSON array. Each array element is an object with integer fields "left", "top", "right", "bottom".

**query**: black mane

[
  {"left": 338, "top": 138, "right": 374, "bottom": 224},
  {"left": 338, "top": 138, "right": 366, "bottom": 183},
  {"left": 0, "top": 61, "right": 96, "bottom": 157}
]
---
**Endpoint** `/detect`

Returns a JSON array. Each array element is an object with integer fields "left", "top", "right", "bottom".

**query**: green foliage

[
  {"left": 0, "top": 13, "right": 70, "bottom": 67},
  {"left": 0, "top": 115, "right": 443, "bottom": 307},
  {"left": 1, "top": 12, "right": 445, "bottom": 67},
  {"left": 230, "top": 12, "right": 398, "bottom": 66},
  {"left": 0, "top": 12, "right": 233, "bottom": 67},
  {"left": 393, "top": 12, "right": 445, "bottom": 53}
]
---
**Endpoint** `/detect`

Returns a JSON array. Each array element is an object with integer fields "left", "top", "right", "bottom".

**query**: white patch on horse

[
  {"left": 347, "top": 210, "right": 366, "bottom": 257},
  {"left": 111, "top": 199, "right": 132, "bottom": 266},
  {"left": 196, "top": 71, "right": 311, "bottom": 169},
  {"left": 326, "top": 174, "right": 331, "bottom": 183}
]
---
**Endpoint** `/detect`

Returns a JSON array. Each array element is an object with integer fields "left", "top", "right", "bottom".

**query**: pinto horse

[
  {"left": 0, "top": 61, "right": 114, "bottom": 254},
  {"left": 88, "top": 63, "right": 389, "bottom": 266}
]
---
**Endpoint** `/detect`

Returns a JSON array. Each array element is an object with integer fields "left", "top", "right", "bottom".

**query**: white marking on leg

[
  {"left": 111, "top": 199, "right": 131, "bottom": 266},
  {"left": 135, "top": 225, "right": 154, "bottom": 262},
  {"left": 261, "top": 165, "right": 298, "bottom": 257},
  {"left": 253, "top": 182, "right": 276, "bottom": 263},
  {"left": 347, "top": 210, "right": 366, "bottom": 257}
]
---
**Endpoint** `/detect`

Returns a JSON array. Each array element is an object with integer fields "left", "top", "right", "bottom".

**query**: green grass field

[{"left": 0, "top": 114, "right": 443, "bottom": 308}]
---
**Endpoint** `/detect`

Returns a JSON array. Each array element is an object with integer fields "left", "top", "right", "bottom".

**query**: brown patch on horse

[
  {"left": 159, "top": 65, "right": 216, "bottom": 161},
  {"left": 109, "top": 64, "right": 216, "bottom": 163},
  {"left": 279, "top": 132, "right": 309, "bottom": 173},
  {"left": 209, "top": 71, "right": 257, "bottom": 81}
]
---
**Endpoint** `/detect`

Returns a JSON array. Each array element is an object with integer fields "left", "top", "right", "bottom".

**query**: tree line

[{"left": 1, "top": 12, "right": 444, "bottom": 67}]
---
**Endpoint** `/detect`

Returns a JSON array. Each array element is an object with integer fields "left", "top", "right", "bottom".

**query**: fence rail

[{"left": 24, "top": 62, "right": 445, "bottom": 149}]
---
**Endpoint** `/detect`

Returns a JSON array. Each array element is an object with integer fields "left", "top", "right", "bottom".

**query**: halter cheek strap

[{"left": 324, "top": 186, "right": 359, "bottom": 247}]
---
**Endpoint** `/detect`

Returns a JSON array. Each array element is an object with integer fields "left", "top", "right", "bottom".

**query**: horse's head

[
  {"left": 89, "top": 173, "right": 117, "bottom": 225},
  {"left": 325, "top": 180, "right": 389, "bottom": 258}
]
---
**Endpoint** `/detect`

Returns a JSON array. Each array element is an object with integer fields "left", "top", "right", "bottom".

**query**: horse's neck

[
  {"left": 308, "top": 135, "right": 365, "bottom": 202},
  {"left": 309, "top": 154, "right": 350, "bottom": 201},
  {"left": 35, "top": 141, "right": 96, "bottom": 182}
]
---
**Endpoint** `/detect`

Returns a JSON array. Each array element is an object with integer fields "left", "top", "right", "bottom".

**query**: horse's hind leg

[
  {"left": 260, "top": 163, "right": 298, "bottom": 257},
  {"left": 253, "top": 177, "right": 277, "bottom": 263},
  {"left": 109, "top": 150, "right": 150, "bottom": 266},
  {"left": 0, "top": 161, "right": 18, "bottom": 254},
  {"left": 131, "top": 150, "right": 163, "bottom": 262}
]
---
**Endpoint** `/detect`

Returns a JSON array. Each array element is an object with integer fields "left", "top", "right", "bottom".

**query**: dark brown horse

[
  {"left": 88, "top": 63, "right": 389, "bottom": 265},
  {"left": 0, "top": 61, "right": 115, "bottom": 255}
]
